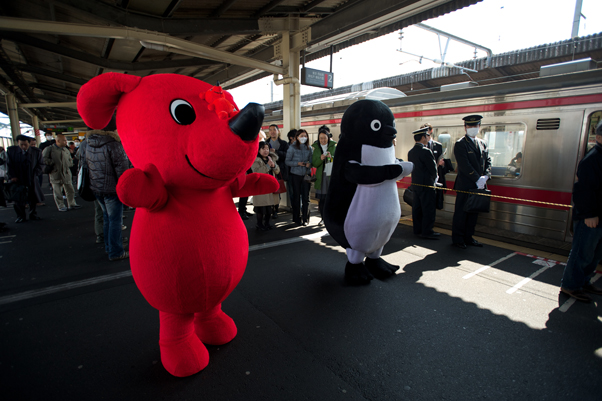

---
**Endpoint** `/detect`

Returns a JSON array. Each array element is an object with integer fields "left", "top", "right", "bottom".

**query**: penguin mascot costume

[{"left": 324, "top": 100, "right": 413, "bottom": 284}]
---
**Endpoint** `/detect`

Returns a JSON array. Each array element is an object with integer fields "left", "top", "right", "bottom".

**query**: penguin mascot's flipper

[{"left": 323, "top": 100, "right": 413, "bottom": 284}]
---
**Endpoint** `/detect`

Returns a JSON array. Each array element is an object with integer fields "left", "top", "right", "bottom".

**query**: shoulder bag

[
  {"left": 463, "top": 188, "right": 491, "bottom": 213},
  {"left": 3, "top": 182, "right": 28, "bottom": 203},
  {"left": 77, "top": 158, "right": 96, "bottom": 202},
  {"left": 403, "top": 186, "right": 414, "bottom": 207},
  {"left": 273, "top": 172, "right": 287, "bottom": 194}
]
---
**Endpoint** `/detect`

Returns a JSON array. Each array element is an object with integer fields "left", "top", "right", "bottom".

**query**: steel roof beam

[
  {"left": 306, "top": 0, "right": 446, "bottom": 52},
  {"left": 0, "top": 32, "right": 218, "bottom": 71},
  {"left": 252, "top": 0, "right": 286, "bottom": 18},
  {"left": 300, "top": 0, "right": 330, "bottom": 13},
  {"left": 28, "top": 83, "right": 78, "bottom": 97},
  {"left": 20, "top": 102, "right": 77, "bottom": 108},
  {"left": 0, "top": 63, "right": 88, "bottom": 86},
  {"left": 41, "top": 119, "right": 83, "bottom": 124},
  {"left": 0, "top": 18, "right": 285, "bottom": 75},
  {"left": 50, "top": 0, "right": 260, "bottom": 36},
  {"left": 209, "top": 0, "right": 239, "bottom": 18}
]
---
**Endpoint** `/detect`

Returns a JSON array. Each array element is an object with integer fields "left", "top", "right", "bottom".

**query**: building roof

[{"left": 0, "top": 0, "right": 482, "bottom": 128}]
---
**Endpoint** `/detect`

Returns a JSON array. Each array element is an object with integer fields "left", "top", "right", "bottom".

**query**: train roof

[
  {"left": 382, "top": 68, "right": 602, "bottom": 109},
  {"left": 263, "top": 68, "right": 602, "bottom": 122},
  {"left": 270, "top": 87, "right": 406, "bottom": 116}
]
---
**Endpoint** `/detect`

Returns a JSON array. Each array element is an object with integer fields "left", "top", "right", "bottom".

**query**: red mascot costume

[{"left": 77, "top": 73, "right": 279, "bottom": 377}]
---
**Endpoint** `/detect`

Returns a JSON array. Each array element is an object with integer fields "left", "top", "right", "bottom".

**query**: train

[{"left": 263, "top": 67, "right": 602, "bottom": 244}]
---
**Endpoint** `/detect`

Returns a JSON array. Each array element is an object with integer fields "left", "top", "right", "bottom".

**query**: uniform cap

[
  {"left": 412, "top": 127, "right": 429, "bottom": 135},
  {"left": 462, "top": 115, "right": 483, "bottom": 124}
]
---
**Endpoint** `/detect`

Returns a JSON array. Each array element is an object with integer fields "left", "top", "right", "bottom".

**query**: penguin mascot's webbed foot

[
  {"left": 345, "top": 262, "right": 374, "bottom": 285},
  {"left": 322, "top": 99, "right": 414, "bottom": 284},
  {"left": 365, "top": 257, "right": 400, "bottom": 280}
]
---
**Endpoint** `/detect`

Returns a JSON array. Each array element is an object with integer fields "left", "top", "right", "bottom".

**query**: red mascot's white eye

[
  {"left": 370, "top": 119, "right": 381, "bottom": 131},
  {"left": 170, "top": 99, "right": 196, "bottom": 125}
]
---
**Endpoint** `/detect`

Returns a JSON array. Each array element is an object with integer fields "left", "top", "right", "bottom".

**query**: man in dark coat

[
  {"left": 422, "top": 123, "right": 453, "bottom": 209},
  {"left": 27, "top": 138, "right": 46, "bottom": 206},
  {"left": 451, "top": 115, "right": 491, "bottom": 249},
  {"left": 408, "top": 127, "right": 439, "bottom": 239},
  {"left": 6, "top": 135, "right": 44, "bottom": 223},
  {"left": 560, "top": 121, "right": 602, "bottom": 302}
]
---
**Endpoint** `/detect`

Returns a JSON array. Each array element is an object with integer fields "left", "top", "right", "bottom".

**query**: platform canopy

[{"left": 0, "top": 0, "right": 482, "bottom": 127}]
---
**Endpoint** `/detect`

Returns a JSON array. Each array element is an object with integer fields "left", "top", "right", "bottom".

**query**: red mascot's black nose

[{"left": 228, "top": 103, "right": 265, "bottom": 142}]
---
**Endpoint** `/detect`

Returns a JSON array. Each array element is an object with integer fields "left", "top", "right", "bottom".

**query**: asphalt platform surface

[{"left": 1, "top": 189, "right": 602, "bottom": 400}]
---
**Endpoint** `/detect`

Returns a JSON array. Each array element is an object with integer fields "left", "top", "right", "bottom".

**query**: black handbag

[
  {"left": 77, "top": 162, "right": 96, "bottom": 202},
  {"left": 403, "top": 186, "right": 414, "bottom": 207},
  {"left": 463, "top": 188, "right": 491, "bottom": 213},
  {"left": 3, "top": 182, "right": 28, "bottom": 203}
]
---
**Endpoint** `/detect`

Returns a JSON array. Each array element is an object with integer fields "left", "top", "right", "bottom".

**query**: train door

[{"left": 565, "top": 109, "right": 602, "bottom": 240}]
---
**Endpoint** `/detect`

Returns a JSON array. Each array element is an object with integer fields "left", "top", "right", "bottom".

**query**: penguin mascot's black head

[{"left": 323, "top": 99, "right": 413, "bottom": 284}]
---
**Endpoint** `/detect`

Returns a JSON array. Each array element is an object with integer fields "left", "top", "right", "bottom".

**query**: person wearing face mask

[
  {"left": 451, "top": 115, "right": 491, "bottom": 249},
  {"left": 267, "top": 124, "right": 289, "bottom": 219},
  {"left": 311, "top": 130, "right": 336, "bottom": 223},
  {"left": 251, "top": 141, "right": 280, "bottom": 230},
  {"left": 421, "top": 123, "right": 453, "bottom": 209},
  {"left": 408, "top": 127, "right": 438, "bottom": 239},
  {"left": 285, "top": 129, "right": 313, "bottom": 225}
]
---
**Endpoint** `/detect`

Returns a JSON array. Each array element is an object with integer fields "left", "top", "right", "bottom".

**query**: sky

[
  {"left": 229, "top": 0, "right": 602, "bottom": 108},
  {"left": 1, "top": 0, "right": 602, "bottom": 137}
]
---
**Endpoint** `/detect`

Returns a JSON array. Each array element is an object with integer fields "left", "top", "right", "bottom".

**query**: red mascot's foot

[
  {"left": 159, "top": 311, "right": 209, "bottom": 377},
  {"left": 159, "top": 331, "right": 209, "bottom": 377},
  {"left": 194, "top": 305, "right": 237, "bottom": 345}
]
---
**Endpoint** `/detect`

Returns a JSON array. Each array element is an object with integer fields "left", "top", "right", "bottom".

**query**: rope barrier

[{"left": 404, "top": 183, "right": 572, "bottom": 209}]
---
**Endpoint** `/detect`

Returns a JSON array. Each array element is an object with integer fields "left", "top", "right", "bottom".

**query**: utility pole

[{"left": 571, "top": 0, "right": 584, "bottom": 38}]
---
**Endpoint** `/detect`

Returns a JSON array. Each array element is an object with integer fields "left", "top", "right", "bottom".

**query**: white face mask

[
  {"left": 299, "top": 137, "right": 307, "bottom": 144},
  {"left": 466, "top": 127, "right": 479, "bottom": 138},
  {"left": 46, "top": 136, "right": 53, "bottom": 141}
]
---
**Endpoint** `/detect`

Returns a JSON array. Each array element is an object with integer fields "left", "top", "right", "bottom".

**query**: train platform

[{"left": 1, "top": 192, "right": 602, "bottom": 400}]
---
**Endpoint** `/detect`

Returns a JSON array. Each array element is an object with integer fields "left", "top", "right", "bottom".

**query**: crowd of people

[
  {"left": 1, "top": 118, "right": 129, "bottom": 261},
  {"left": 1, "top": 116, "right": 600, "bottom": 303},
  {"left": 242, "top": 124, "right": 337, "bottom": 230}
]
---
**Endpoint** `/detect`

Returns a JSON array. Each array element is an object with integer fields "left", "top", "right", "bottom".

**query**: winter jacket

[
  {"left": 42, "top": 144, "right": 73, "bottom": 184},
  {"left": 7, "top": 145, "right": 44, "bottom": 186},
  {"left": 251, "top": 151, "right": 280, "bottom": 207},
  {"left": 285, "top": 143, "right": 313, "bottom": 177},
  {"left": 268, "top": 138, "right": 289, "bottom": 180},
  {"left": 572, "top": 142, "right": 602, "bottom": 221},
  {"left": 311, "top": 140, "right": 336, "bottom": 191},
  {"left": 84, "top": 130, "right": 129, "bottom": 196}
]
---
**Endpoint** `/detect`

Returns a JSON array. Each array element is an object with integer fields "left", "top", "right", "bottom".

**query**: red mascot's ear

[{"left": 77, "top": 72, "right": 142, "bottom": 129}]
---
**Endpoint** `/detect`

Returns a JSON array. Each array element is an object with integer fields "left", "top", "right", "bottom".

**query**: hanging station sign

[{"left": 301, "top": 67, "right": 334, "bottom": 89}]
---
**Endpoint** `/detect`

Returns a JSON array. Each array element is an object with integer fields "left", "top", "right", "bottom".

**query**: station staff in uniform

[
  {"left": 422, "top": 123, "right": 453, "bottom": 209},
  {"left": 451, "top": 115, "right": 491, "bottom": 249},
  {"left": 408, "top": 127, "right": 439, "bottom": 239}
]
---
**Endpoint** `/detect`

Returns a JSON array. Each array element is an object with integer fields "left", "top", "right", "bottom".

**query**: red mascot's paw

[
  {"left": 117, "top": 163, "right": 168, "bottom": 211},
  {"left": 232, "top": 173, "right": 280, "bottom": 198}
]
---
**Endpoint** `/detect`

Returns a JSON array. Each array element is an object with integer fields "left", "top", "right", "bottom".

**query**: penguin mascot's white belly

[{"left": 344, "top": 144, "right": 406, "bottom": 254}]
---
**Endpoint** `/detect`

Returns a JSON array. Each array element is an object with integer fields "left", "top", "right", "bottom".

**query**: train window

[
  {"left": 440, "top": 124, "right": 526, "bottom": 178},
  {"left": 480, "top": 124, "right": 525, "bottom": 178},
  {"left": 585, "top": 111, "right": 602, "bottom": 154}
]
